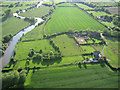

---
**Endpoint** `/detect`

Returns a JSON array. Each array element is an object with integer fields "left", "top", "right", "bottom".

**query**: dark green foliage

[
  {"left": 28, "top": 49, "right": 34, "bottom": 57},
  {"left": 0, "top": 49, "right": 4, "bottom": 57},
  {"left": 2, "top": 34, "right": 13, "bottom": 43},
  {"left": 18, "top": 70, "right": 27, "bottom": 84},
  {"left": 2, "top": 70, "right": 19, "bottom": 88}
]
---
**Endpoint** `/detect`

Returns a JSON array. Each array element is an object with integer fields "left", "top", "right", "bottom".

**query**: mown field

[
  {"left": 2, "top": 16, "right": 30, "bottom": 37},
  {"left": 22, "top": 65, "right": 118, "bottom": 88},
  {"left": 45, "top": 5, "right": 106, "bottom": 35},
  {"left": 20, "top": 5, "right": 52, "bottom": 18}
]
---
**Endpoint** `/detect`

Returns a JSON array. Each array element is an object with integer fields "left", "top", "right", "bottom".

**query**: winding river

[{"left": 1, "top": 0, "right": 46, "bottom": 68}]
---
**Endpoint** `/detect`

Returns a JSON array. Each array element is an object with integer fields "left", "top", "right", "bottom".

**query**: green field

[
  {"left": 1, "top": 2, "right": 38, "bottom": 14},
  {"left": 101, "top": 21, "right": 115, "bottom": 27},
  {"left": 52, "top": 34, "right": 83, "bottom": 56},
  {"left": 45, "top": 6, "right": 106, "bottom": 35},
  {"left": 21, "top": 23, "right": 44, "bottom": 41},
  {"left": 23, "top": 65, "right": 118, "bottom": 88},
  {"left": 75, "top": 3, "right": 93, "bottom": 10},
  {"left": 2, "top": 16, "right": 30, "bottom": 37},
  {"left": 15, "top": 39, "right": 56, "bottom": 60},
  {"left": 81, "top": 45, "right": 95, "bottom": 54},
  {"left": 104, "top": 37, "right": 120, "bottom": 68},
  {"left": 20, "top": 5, "right": 52, "bottom": 18},
  {"left": 87, "top": 11, "right": 112, "bottom": 17}
]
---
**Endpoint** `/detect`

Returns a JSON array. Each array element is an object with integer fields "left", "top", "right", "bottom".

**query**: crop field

[
  {"left": 52, "top": 34, "right": 83, "bottom": 56},
  {"left": 75, "top": 3, "right": 93, "bottom": 10},
  {"left": 2, "top": 16, "right": 30, "bottom": 37},
  {"left": 104, "top": 37, "right": 120, "bottom": 68},
  {"left": 14, "top": 39, "right": 56, "bottom": 60},
  {"left": 23, "top": 65, "right": 118, "bottom": 88},
  {"left": 20, "top": 5, "right": 52, "bottom": 18},
  {"left": 45, "top": 6, "right": 106, "bottom": 35},
  {"left": 87, "top": 11, "right": 112, "bottom": 17}
]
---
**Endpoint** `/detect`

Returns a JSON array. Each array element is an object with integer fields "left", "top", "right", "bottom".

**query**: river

[{"left": 1, "top": 0, "right": 46, "bottom": 68}]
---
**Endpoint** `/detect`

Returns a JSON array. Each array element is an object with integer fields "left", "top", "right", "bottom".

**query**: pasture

[
  {"left": 75, "top": 3, "right": 93, "bottom": 10},
  {"left": 52, "top": 34, "right": 83, "bottom": 56},
  {"left": 23, "top": 65, "right": 118, "bottom": 88},
  {"left": 14, "top": 39, "right": 56, "bottom": 60},
  {"left": 2, "top": 16, "right": 30, "bottom": 37},
  {"left": 104, "top": 37, "right": 120, "bottom": 68},
  {"left": 87, "top": 11, "right": 112, "bottom": 17},
  {"left": 45, "top": 6, "right": 106, "bottom": 35},
  {"left": 20, "top": 5, "right": 52, "bottom": 18}
]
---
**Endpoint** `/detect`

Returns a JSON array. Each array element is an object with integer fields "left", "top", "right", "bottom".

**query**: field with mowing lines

[
  {"left": 75, "top": 3, "right": 93, "bottom": 10},
  {"left": 45, "top": 6, "right": 106, "bottom": 35},
  {"left": 2, "top": 16, "right": 30, "bottom": 37},
  {"left": 20, "top": 5, "right": 52, "bottom": 18},
  {"left": 52, "top": 34, "right": 82, "bottom": 56},
  {"left": 15, "top": 39, "right": 56, "bottom": 60},
  {"left": 23, "top": 65, "right": 118, "bottom": 88}
]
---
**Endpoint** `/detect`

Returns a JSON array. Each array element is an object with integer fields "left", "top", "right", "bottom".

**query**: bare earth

[{"left": 75, "top": 37, "right": 87, "bottom": 44}]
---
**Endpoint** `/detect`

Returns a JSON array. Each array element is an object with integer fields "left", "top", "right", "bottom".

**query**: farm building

[{"left": 93, "top": 51, "right": 100, "bottom": 58}]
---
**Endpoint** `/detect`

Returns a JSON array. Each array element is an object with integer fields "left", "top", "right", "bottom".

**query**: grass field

[
  {"left": 2, "top": 16, "right": 30, "bottom": 37},
  {"left": 21, "top": 23, "right": 44, "bottom": 41},
  {"left": 20, "top": 5, "right": 52, "bottom": 18},
  {"left": 57, "top": 3, "right": 74, "bottom": 6},
  {"left": 52, "top": 34, "right": 82, "bottom": 56},
  {"left": 101, "top": 21, "right": 115, "bottom": 27},
  {"left": 104, "top": 37, "right": 120, "bottom": 68},
  {"left": 81, "top": 45, "right": 95, "bottom": 54},
  {"left": 15, "top": 39, "right": 56, "bottom": 60},
  {"left": 45, "top": 6, "right": 106, "bottom": 35},
  {"left": 87, "top": 11, "right": 112, "bottom": 17},
  {"left": 23, "top": 65, "right": 118, "bottom": 88},
  {"left": 1, "top": 2, "right": 38, "bottom": 14},
  {"left": 75, "top": 3, "right": 93, "bottom": 10}
]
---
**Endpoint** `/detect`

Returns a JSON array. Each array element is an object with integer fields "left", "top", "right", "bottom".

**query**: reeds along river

[{"left": 0, "top": 0, "right": 45, "bottom": 68}]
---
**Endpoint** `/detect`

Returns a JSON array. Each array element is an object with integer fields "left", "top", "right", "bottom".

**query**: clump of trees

[
  {"left": 2, "top": 70, "right": 27, "bottom": 88},
  {"left": 2, "top": 9, "right": 11, "bottom": 22},
  {"left": 24, "top": 17, "right": 35, "bottom": 24},
  {"left": 2, "top": 34, "right": 13, "bottom": 43}
]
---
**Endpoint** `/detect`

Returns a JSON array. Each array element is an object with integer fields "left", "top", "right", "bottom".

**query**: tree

[
  {"left": 36, "top": 53, "right": 42, "bottom": 60},
  {"left": 50, "top": 51, "right": 54, "bottom": 55},
  {"left": 18, "top": 70, "right": 27, "bottom": 84},
  {"left": 39, "top": 49, "right": 42, "bottom": 54},
  {"left": 2, "top": 70, "right": 19, "bottom": 88}
]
